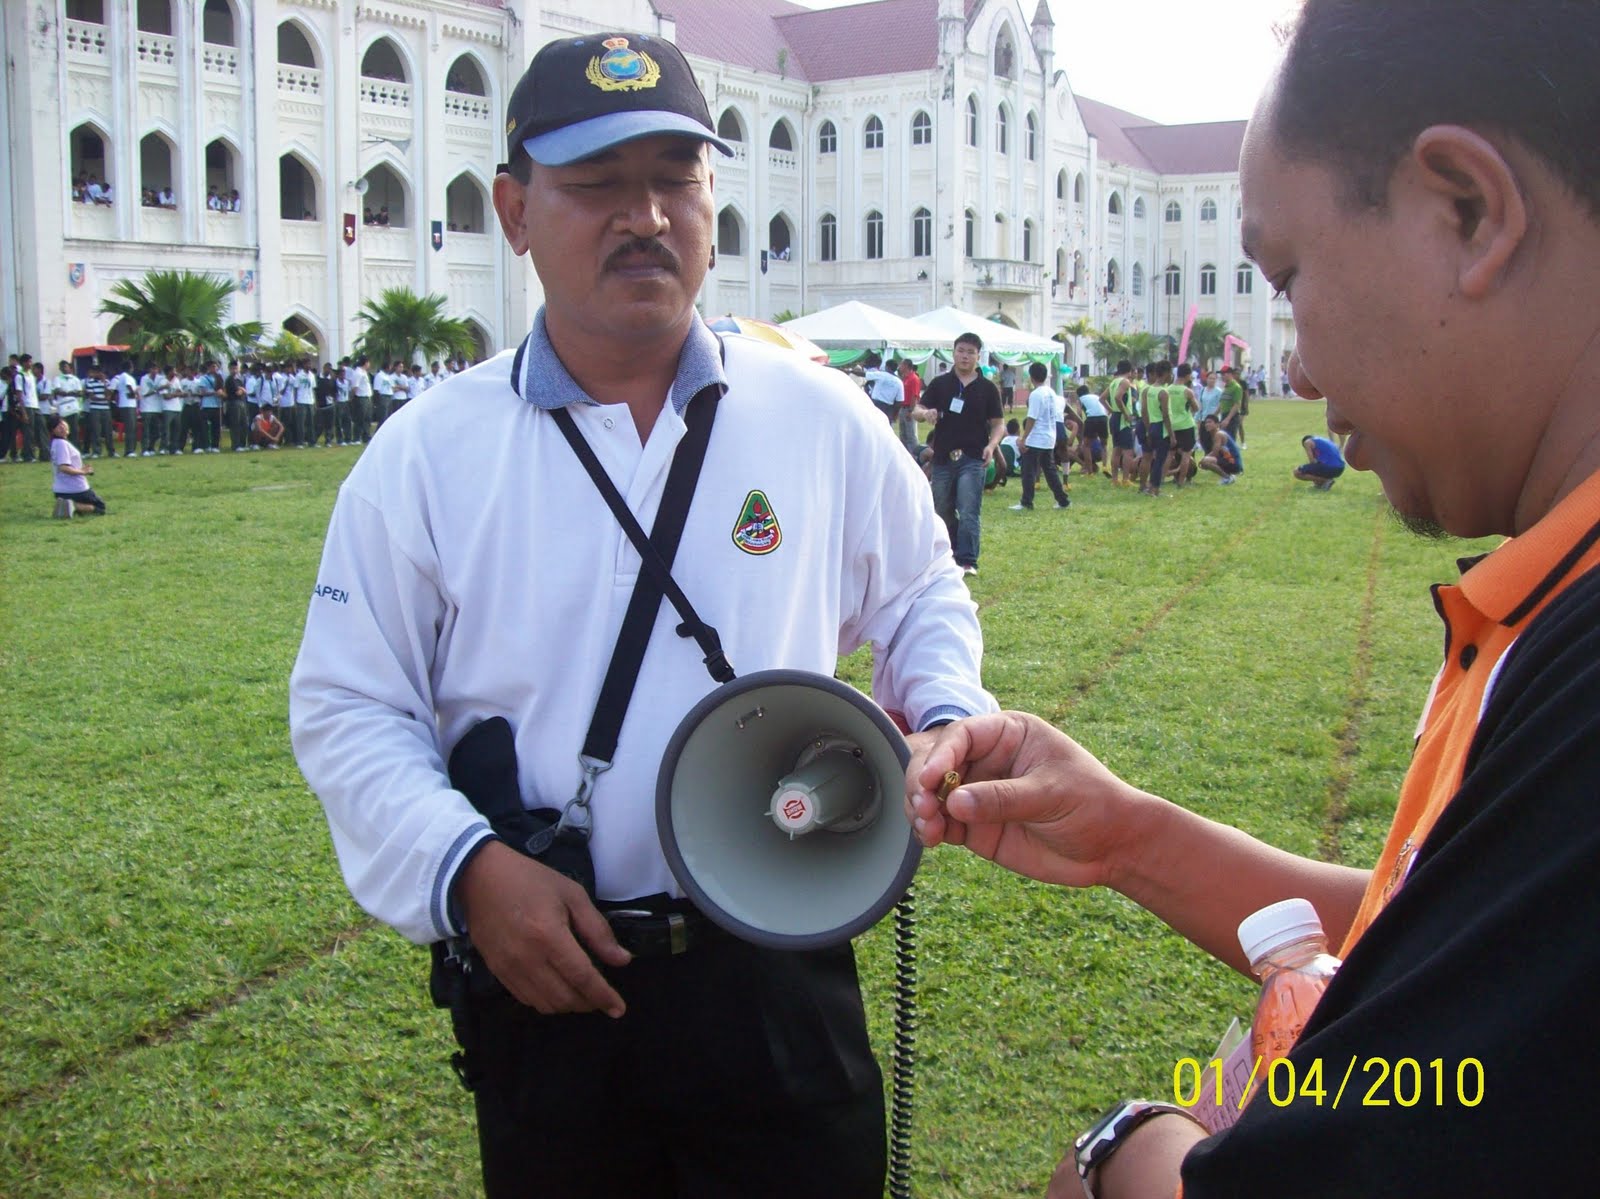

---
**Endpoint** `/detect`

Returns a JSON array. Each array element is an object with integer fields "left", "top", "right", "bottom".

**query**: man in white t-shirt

[
  {"left": 1009, "top": 361, "right": 1071, "bottom": 511},
  {"left": 350, "top": 356, "right": 374, "bottom": 443},
  {"left": 138, "top": 366, "right": 166, "bottom": 455},
  {"left": 371, "top": 363, "right": 394, "bottom": 428},
  {"left": 110, "top": 365, "right": 139, "bottom": 456},
  {"left": 295, "top": 360, "right": 317, "bottom": 445},
  {"left": 159, "top": 366, "right": 185, "bottom": 453},
  {"left": 51, "top": 361, "right": 83, "bottom": 446}
]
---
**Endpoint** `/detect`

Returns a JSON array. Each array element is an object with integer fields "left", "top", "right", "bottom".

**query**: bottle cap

[{"left": 1238, "top": 898, "right": 1325, "bottom": 967}]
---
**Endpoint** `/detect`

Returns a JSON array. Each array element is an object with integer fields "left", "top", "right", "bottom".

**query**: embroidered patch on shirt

[{"left": 731, "top": 490, "right": 781, "bottom": 555}]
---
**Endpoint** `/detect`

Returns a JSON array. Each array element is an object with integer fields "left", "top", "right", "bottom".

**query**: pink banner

[
  {"left": 1176, "top": 305, "right": 1199, "bottom": 364},
  {"left": 1222, "top": 334, "right": 1251, "bottom": 368}
]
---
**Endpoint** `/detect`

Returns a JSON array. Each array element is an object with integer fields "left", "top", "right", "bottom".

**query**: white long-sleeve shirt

[{"left": 290, "top": 323, "right": 994, "bottom": 944}]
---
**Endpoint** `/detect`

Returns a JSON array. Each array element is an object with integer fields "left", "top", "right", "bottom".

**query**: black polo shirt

[{"left": 923, "top": 370, "right": 1002, "bottom": 460}]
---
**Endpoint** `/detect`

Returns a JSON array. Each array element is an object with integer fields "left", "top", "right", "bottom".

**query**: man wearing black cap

[{"left": 291, "top": 30, "right": 993, "bottom": 1199}]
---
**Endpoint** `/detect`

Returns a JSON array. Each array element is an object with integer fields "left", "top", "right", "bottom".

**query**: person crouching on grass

[{"left": 50, "top": 418, "right": 106, "bottom": 514}]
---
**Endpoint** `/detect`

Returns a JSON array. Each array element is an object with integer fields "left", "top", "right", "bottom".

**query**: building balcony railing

[
  {"left": 768, "top": 149, "right": 797, "bottom": 171},
  {"left": 443, "top": 92, "right": 491, "bottom": 121},
  {"left": 69, "top": 201, "right": 117, "bottom": 241},
  {"left": 65, "top": 19, "right": 107, "bottom": 58},
  {"left": 278, "top": 64, "right": 322, "bottom": 97},
  {"left": 136, "top": 31, "right": 177, "bottom": 72},
  {"left": 280, "top": 219, "right": 326, "bottom": 257},
  {"left": 203, "top": 42, "right": 239, "bottom": 78},
  {"left": 360, "top": 78, "right": 412, "bottom": 111},
  {"left": 969, "top": 257, "right": 1044, "bottom": 292}
]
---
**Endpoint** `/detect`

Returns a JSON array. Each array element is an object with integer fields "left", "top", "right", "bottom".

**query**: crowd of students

[{"left": 0, "top": 351, "right": 477, "bottom": 463}]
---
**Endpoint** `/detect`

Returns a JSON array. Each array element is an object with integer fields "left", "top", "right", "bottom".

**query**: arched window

[
  {"left": 1108, "top": 191, "right": 1122, "bottom": 216},
  {"left": 1163, "top": 265, "right": 1182, "bottom": 296},
  {"left": 360, "top": 37, "right": 407, "bottom": 82},
  {"left": 1025, "top": 112, "right": 1038, "bottom": 161},
  {"left": 446, "top": 173, "right": 487, "bottom": 234},
  {"left": 912, "top": 207, "right": 932, "bottom": 257},
  {"left": 1199, "top": 263, "right": 1217, "bottom": 296},
  {"left": 818, "top": 120, "right": 837, "bottom": 155},
  {"left": 204, "top": 139, "right": 238, "bottom": 208},
  {"left": 1164, "top": 199, "right": 1182, "bottom": 223},
  {"left": 1072, "top": 251, "right": 1084, "bottom": 288},
  {"left": 1056, "top": 247, "right": 1068, "bottom": 281},
  {"left": 993, "top": 212, "right": 1009, "bottom": 259},
  {"left": 819, "top": 213, "right": 837, "bottom": 262},
  {"left": 136, "top": 0, "right": 172, "bottom": 34},
  {"left": 864, "top": 115, "right": 884, "bottom": 150},
  {"left": 446, "top": 55, "right": 487, "bottom": 95},
  {"left": 464, "top": 320, "right": 491, "bottom": 364},
  {"left": 282, "top": 314, "right": 322, "bottom": 353},
  {"left": 1200, "top": 197, "right": 1218, "bottom": 222},
  {"left": 139, "top": 132, "right": 175, "bottom": 203},
  {"left": 1074, "top": 173, "right": 1086, "bottom": 204},
  {"left": 716, "top": 109, "right": 746, "bottom": 143},
  {"left": 993, "top": 25, "right": 1016, "bottom": 79},
  {"left": 768, "top": 214, "right": 794, "bottom": 257},
  {"left": 911, "top": 111, "right": 932, "bottom": 147},
  {"left": 69, "top": 123, "right": 111, "bottom": 195},
  {"left": 1133, "top": 197, "right": 1146, "bottom": 220},
  {"left": 717, "top": 207, "right": 743, "bottom": 256},
  {"left": 964, "top": 208, "right": 976, "bottom": 257},
  {"left": 965, "top": 95, "right": 979, "bottom": 147},
  {"left": 279, "top": 152, "right": 317, "bottom": 220},
  {"left": 1022, "top": 219, "right": 1035, "bottom": 262},
  {"left": 1236, "top": 262, "right": 1255, "bottom": 295},
  {"left": 995, "top": 106, "right": 1009, "bottom": 155},
  {"left": 202, "top": 0, "right": 234, "bottom": 45},
  {"left": 277, "top": 20, "right": 316, "bottom": 67},
  {"left": 865, "top": 210, "right": 884, "bottom": 260},
  {"left": 361, "top": 162, "right": 408, "bottom": 227},
  {"left": 769, "top": 120, "right": 794, "bottom": 152},
  {"left": 1131, "top": 263, "right": 1145, "bottom": 297},
  {"left": 1056, "top": 169, "right": 1067, "bottom": 200},
  {"left": 1106, "top": 259, "right": 1120, "bottom": 293}
]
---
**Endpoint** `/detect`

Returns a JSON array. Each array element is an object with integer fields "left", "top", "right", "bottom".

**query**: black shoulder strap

[{"left": 551, "top": 390, "right": 734, "bottom": 768}]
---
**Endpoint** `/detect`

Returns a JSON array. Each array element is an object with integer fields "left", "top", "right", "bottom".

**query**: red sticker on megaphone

[{"left": 782, "top": 795, "right": 809, "bottom": 822}]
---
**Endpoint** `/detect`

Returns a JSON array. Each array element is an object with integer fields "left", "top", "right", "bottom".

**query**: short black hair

[
  {"left": 1028, "top": 362, "right": 1048, "bottom": 384},
  {"left": 1115, "top": 359, "right": 1133, "bottom": 375},
  {"left": 1275, "top": 1, "right": 1600, "bottom": 218},
  {"left": 954, "top": 332, "right": 984, "bottom": 352}
]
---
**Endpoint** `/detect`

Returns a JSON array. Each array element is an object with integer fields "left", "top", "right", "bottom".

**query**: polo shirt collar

[
  {"left": 1457, "top": 469, "right": 1600, "bottom": 626},
  {"left": 516, "top": 307, "right": 727, "bottom": 415}
]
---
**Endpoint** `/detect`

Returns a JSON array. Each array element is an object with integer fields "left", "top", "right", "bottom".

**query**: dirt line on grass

[
  {"left": 1042, "top": 486, "right": 1295, "bottom": 724},
  {"left": 1317, "top": 508, "right": 1387, "bottom": 864},
  {"left": 0, "top": 918, "right": 375, "bottom": 1115}
]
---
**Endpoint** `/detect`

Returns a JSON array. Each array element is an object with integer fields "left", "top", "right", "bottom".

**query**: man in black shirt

[
  {"left": 921, "top": 332, "right": 1004, "bottom": 577},
  {"left": 224, "top": 360, "right": 248, "bottom": 452}
]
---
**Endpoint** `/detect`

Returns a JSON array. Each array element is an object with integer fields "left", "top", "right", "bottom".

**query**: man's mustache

[{"left": 605, "top": 239, "right": 679, "bottom": 273}]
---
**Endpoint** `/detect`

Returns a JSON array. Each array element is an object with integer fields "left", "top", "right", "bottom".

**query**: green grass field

[{"left": 0, "top": 403, "right": 1494, "bottom": 1197}]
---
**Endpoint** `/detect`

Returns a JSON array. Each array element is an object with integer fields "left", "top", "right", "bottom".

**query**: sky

[{"left": 791, "top": 0, "right": 1297, "bottom": 126}]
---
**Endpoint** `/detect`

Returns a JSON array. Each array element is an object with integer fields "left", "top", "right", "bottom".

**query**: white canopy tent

[
  {"left": 911, "top": 306, "right": 1064, "bottom": 361},
  {"left": 779, "top": 301, "right": 943, "bottom": 365}
]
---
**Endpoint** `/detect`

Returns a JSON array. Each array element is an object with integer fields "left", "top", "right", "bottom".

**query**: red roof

[
  {"left": 1077, "top": 95, "right": 1245, "bottom": 175},
  {"left": 775, "top": 0, "right": 942, "bottom": 81},
  {"left": 666, "top": 0, "right": 815, "bottom": 80}
]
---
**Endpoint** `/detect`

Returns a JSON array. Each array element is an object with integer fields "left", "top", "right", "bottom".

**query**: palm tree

[
  {"left": 98, "top": 269, "right": 263, "bottom": 367},
  {"left": 258, "top": 329, "right": 318, "bottom": 366},
  {"left": 1056, "top": 317, "right": 1094, "bottom": 369},
  {"left": 1185, "top": 317, "right": 1232, "bottom": 369},
  {"left": 353, "top": 288, "right": 477, "bottom": 367}
]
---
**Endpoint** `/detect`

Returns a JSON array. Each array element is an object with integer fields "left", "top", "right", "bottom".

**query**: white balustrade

[
  {"left": 203, "top": 43, "right": 239, "bottom": 77},
  {"left": 443, "top": 93, "right": 491, "bottom": 121},
  {"left": 767, "top": 149, "right": 797, "bottom": 172},
  {"left": 65, "top": 19, "right": 107, "bottom": 58},
  {"left": 277, "top": 65, "right": 322, "bottom": 97},
  {"left": 136, "top": 31, "right": 177, "bottom": 71},
  {"left": 360, "top": 79, "right": 413, "bottom": 111}
]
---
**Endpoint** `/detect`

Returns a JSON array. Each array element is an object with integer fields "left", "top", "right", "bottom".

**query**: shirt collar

[
  {"left": 1456, "top": 469, "right": 1600, "bottom": 626},
  {"left": 516, "top": 306, "right": 727, "bottom": 415}
]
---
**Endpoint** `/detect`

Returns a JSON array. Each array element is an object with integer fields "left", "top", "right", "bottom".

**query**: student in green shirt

[
  {"left": 1218, "top": 365, "right": 1246, "bottom": 445},
  {"left": 1167, "top": 363, "right": 1202, "bottom": 486}
]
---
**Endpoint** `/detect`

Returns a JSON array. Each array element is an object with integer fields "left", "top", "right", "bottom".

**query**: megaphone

[{"left": 656, "top": 669, "right": 920, "bottom": 950}]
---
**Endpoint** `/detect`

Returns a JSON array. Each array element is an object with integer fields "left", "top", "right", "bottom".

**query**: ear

[
  {"left": 1408, "top": 125, "right": 1528, "bottom": 300},
  {"left": 491, "top": 173, "right": 530, "bottom": 256}
]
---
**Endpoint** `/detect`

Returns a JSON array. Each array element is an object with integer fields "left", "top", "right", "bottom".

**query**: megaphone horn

[{"left": 656, "top": 669, "right": 920, "bottom": 950}]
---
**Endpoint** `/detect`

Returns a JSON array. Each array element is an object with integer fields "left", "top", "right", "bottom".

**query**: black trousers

[{"left": 449, "top": 935, "right": 886, "bottom": 1199}]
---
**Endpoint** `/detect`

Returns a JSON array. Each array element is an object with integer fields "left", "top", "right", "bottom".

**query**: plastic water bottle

[{"left": 1238, "top": 898, "right": 1342, "bottom": 1071}]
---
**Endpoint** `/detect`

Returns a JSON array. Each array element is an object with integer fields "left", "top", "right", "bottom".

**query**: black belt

[{"left": 603, "top": 905, "right": 723, "bottom": 958}]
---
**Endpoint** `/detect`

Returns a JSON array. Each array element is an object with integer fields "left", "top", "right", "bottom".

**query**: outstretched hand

[{"left": 904, "top": 711, "right": 1151, "bottom": 891}]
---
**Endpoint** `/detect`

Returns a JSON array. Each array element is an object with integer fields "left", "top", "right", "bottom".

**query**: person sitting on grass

[
  {"left": 1198, "top": 415, "right": 1243, "bottom": 484},
  {"left": 250, "top": 404, "right": 284, "bottom": 449},
  {"left": 1295, "top": 433, "right": 1345, "bottom": 490},
  {"left": 50, "top": 418, "right": 106, "bottom": 514}
]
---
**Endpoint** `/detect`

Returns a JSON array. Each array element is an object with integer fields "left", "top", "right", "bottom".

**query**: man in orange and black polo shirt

[{"left": 905, "top": 2, "right": 1600, "bottom": 1196}]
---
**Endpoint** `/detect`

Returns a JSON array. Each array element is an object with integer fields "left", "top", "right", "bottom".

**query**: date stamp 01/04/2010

[{"left": 1175, "top": 1052, "right": 1485, "bottom": 1128}]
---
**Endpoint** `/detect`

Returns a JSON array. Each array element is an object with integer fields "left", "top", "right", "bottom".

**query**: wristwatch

[{"left": 1073, "top": 1099, "right": 1193, "bottom": 1199}]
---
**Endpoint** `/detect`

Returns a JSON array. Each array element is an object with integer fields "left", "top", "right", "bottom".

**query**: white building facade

[{"left": 0, "top": 0, "right": 1293, "bottom": 374}]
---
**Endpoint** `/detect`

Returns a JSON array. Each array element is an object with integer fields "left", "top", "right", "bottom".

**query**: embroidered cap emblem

[
  {"left": 732, "top": 489, "right": 782, "bottom": 555},
  {"left": 585, "top": 37, "right": 661, "bottom": 92}
]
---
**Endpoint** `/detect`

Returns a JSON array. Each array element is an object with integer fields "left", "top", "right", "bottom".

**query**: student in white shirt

[
  {"left": 138, "top": 368, "right": 166, "bottom": 455},
  {"left": 1009, "top": 362, "right": 1072, "bottom": 511}
]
